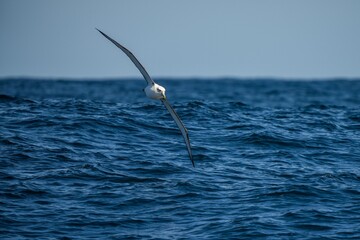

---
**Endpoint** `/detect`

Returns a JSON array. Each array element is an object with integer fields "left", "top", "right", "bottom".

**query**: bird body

[
  {"left": 145, "top": 83, "right": 166, "bottom": 100},
  {"left": 97, "top": 29, "right": 194, "bottom": 167}
]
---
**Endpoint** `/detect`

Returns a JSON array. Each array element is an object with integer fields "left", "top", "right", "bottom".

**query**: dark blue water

[{"left": 1, "top": 78, "right": 360, "bottom": 239}]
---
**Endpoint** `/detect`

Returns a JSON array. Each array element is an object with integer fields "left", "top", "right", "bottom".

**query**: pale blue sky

[{"left": 0, "top": 0, "right": 359, "bottom": 79}]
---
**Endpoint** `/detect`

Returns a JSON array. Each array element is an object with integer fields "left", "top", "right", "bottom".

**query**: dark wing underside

[
  {"left": 97, "top": 29, "right": 154, "bottom": 86},
  {"left": 161, "top": 99, "right": 194, "bottom": 167}
]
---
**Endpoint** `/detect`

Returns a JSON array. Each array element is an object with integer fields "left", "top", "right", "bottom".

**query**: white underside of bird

[
  {"left": 97, "top": 29, "right": 195, "bottom": 167},
  {"left": 145, "top": 83, "right": 166, "bottom": 100}
]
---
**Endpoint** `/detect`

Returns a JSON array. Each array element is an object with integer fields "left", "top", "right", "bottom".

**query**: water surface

[{"left": 1, "top": 78, "right": 360, "bottom": 239}]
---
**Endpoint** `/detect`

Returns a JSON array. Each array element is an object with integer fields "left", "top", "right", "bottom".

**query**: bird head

[{"left": 156, "top": 85, "right": 166, "bottom": 99}]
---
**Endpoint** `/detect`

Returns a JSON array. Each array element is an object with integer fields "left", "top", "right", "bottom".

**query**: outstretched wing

[
  {"left": 161, "top": 99, "right": 194, "bottom": 167},
  {"left": 97, "top": 29, "right": 155, "bottom": 86}
]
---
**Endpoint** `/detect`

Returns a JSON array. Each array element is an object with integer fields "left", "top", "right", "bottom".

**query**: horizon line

[{"left": 1, "top": 75, "right": 360, "bottom": 81}]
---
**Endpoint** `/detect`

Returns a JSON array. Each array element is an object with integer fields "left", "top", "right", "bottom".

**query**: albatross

[{"left": 97, "top": 29, "right": 195, "bottom": 167}]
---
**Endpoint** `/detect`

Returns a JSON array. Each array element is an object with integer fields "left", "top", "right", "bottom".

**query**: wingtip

[
  {"left": 191, "top": 158, "right": 195, "bottom": 168},
  {"left": 95, "top": 28, "right": 105, "bottom": 35}
]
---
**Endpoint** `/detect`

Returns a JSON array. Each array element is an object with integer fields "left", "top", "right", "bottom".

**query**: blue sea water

[{"left": 1, "top": 78, "right": 360, "bottom": 239}]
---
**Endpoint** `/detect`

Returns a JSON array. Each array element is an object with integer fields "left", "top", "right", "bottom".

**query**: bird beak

[{"left": 162, "top": 93, "right": 166, "bottom": 99}]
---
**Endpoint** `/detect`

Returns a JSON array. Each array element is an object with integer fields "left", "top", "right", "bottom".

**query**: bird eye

[{"left": 156, "top": 88, "right": 162, "bottom": 92}]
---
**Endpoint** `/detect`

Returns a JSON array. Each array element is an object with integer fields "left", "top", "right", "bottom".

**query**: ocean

[{"left": 1, "top": 78, "right": 360, "bottom": 239}]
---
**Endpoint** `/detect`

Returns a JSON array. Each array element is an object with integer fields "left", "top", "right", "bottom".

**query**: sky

[{"left": 0, "top": 0, "right": 360, "bottom": 79}]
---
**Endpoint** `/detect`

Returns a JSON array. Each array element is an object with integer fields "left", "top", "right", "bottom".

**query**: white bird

[{"left": 97, "top": 29, "right": 195, "bottom": 167}]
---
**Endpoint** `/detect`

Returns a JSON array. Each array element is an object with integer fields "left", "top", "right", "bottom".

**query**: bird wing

[
  {"left": 161, "top": 99, "right": 194, "bottom": 167},
  {"left": 97, "top": 29, "right": 155, "bottom": 86}
]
